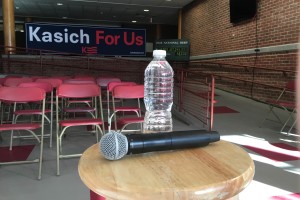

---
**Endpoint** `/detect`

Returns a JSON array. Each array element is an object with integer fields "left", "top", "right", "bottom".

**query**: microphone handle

[{"left": 126, "top": 130, "right": 220, "bottom": 155}]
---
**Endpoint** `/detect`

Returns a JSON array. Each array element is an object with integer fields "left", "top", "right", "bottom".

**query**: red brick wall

[
  {"left": 182, "top": 0, "right": 299, "bottom": 54},
  {"left": 181, "top": 0, "right": 299, "bottom": 101}
]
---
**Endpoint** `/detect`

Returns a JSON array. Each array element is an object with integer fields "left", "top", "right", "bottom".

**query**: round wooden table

[{"left": 78, "top": 140, "right": 254, "bottom": 200}]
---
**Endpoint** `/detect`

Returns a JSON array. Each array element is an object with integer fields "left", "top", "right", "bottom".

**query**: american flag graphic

[{"left": 82, "top": 46, "right": 97, "bottom": 54}]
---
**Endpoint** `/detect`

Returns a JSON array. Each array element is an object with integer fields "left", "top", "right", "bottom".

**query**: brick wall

[
  {"left": 181, "top": 0, "right": 299, "bottom": 101},
  {"left": 182, "top": 0, "right": 299, "bottom": 54}
]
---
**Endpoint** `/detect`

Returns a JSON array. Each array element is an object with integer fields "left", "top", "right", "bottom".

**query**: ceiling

[{"left": 7, "top": 0, "right": 195, "bottom": 26}]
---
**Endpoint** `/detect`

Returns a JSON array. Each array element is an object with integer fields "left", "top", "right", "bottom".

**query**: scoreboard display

[{"left": 154, "top": 39, "right": 190, "bottom": 61}]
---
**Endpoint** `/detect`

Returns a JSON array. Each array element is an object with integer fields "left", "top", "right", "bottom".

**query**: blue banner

[{"left": 25, "top": 23, "right": 146, "bottom": 56}]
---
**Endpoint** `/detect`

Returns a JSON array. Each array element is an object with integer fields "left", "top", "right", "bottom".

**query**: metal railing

[
  {"left": 174, "top": 69, "right": 215, "bottom": 131},
  {"left": 173, "top": 60, "right": 297, "bottom": 103}
]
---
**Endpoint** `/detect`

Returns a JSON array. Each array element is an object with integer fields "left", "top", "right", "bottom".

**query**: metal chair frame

[
  {"left": 106, "top": 81, "right": 137, "bottom": 127},
  {"left": 16, "top": 82, "right": 54, "bottom": 147},
  {"left": 0, "top": 86, "right": 46, "bottom": 180},
  {"left": 56, "top": 83, "right": 104, "bottom": 176},
  {"left": 108, "top": 85, "right": 144, "bottom": 133},
  {"left": 260, "top": 80, "right": 296, "bottom": 135}
]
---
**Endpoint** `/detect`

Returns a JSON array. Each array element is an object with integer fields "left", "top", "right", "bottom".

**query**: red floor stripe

[
  {"left": 90, "top": 190, "right": 106, "bottom": 200},
  {"left": 270, "top": 143, "right": 299, "bottom": 151},
  {"left": 270, "top": 192, "right": 300, "bottom": 200},
  {"left": 210, "top": 106, "right": 239, "bottom": 114},
  {"left": 0, "top": 145, "right": 35, "bottom": 162},
  {"left": 243, "top": 144, "right": 300, "bottom": 162}
]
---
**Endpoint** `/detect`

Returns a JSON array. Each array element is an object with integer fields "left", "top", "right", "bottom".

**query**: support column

[
  {"left": 2, "top": 0, "right": 16, "bottom": 54},
  {"left": 156, "top": 24, "right": 161, "bottom": 40},
  {"left": 178, "top": 9, "right": 182, "bottom": 39}
]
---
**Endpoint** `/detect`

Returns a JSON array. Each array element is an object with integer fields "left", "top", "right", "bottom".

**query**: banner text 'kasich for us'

[{"left": 25, "top": 23, "right": 146, "bottom": 56}]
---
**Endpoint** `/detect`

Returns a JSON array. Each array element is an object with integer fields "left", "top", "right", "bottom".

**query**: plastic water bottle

[{"left": 143, "top": 50, "right": 174, "bottom": 133}]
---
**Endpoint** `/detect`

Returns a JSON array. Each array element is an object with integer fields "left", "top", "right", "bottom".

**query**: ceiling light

[
  {"left": 57, "top": 3, "right": 63, "bottom": 6},
  {"left": 62, "top": 17, "right": 68, "bottom": 19},
  {"left": 132, "top": 20, "right": 137, "bottom": 23},
  {"left": 15, "top": 6, "right": 20, "bottom": 9},
  {"left": 144, "top": 9, "right": 149, "bottom": 12}
]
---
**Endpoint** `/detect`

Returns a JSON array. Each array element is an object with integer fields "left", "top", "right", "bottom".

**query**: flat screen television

[{"left": 230, "top": 0, "right": 257, "bottom": 24}]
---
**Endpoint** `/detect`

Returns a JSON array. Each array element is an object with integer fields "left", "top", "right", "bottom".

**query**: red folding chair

[
  {"left": 106, "top": 81, "right": 137, "bottom": 128},
  {"left": 17, "top": 82, "right": 54, "bottom": 147},
  {"left": 96, "top": 77, "right": 121, "bottom": 88},
  {"left": 36, "top": 78, "right": 63, "bottom": 89},
  {"left": 63, "top": 78, "right": 96, "bottom": 84},
  {"left": 62, "top": 79, "right": 97, "bottom": 109},
  {"left": 109, "top": 85, "right": 144, "bottom": 133},
  {"left": 30, "top": 76, "right": 48, "bottom": 81},
  {"left": 0, "top": 78, "right": 6, "bottom": 85},
  {"left": 3, "top": 77, "right": 33, "bottom": 87},
  {"left": 51, "top": 76, "right": 72, "bottom": 82},
  {"left": 0, "top": 86, "right": 46, "bottom": 180},
  {"left": 1, "top": 77, "right": 34, "bottom": 124},
  {"left": 36, "top": 78, "right": 64, "bottom": 120},
  {"left": 260, "top": 80, "right": 296, "bottom": 134},
  {"left": 56, "top": 83, "right": 104, "bottom": 175},
  {"left": 72, "top": 75, "right": 96, "bottom": 81}
]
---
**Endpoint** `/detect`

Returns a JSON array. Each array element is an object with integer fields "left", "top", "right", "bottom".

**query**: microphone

[{"left": 99, "top": 130, "right": 220, "bottom": 160}]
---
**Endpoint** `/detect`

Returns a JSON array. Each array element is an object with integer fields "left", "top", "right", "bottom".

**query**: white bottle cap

[{"left": 153, "top": 50, "right": 166, "bottom": 57}]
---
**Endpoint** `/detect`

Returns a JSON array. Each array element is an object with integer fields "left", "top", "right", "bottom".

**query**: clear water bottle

[{"left": 143, "top": 50, "right": 174, "bottom": 133}]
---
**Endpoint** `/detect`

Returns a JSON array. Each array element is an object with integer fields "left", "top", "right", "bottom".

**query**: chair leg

[
  {"left": 56, "top": 125, "right": 103, "bottom": 176},
  {"left": 280, "top": 112, "right": 294, "bottom": 133},
  {"left": 9, "top": 130, "right": 14, "bottom": 150},
  {"left": 12, "top": 114, "right": 52, "bottom": 149},
  {"left": 49, "top": 104, "right": 53, "bottom": 148},
  {"left": 38, "top": 133, "right": 44, "bottom": 180},
  {"left": 287, "top": 118, "right": 297, "bottom": 136},
  {"left": 260, "top": 105, "right": 283, "bottom": 127},
  {"left": 95, "top": 125, "right": 104, "bottom": 142},
  {"left": 56, "top": 135, "right": 60, "bottom": 176},
  {"left": 56, "top": 124, "right": 61, "bottom": 176}
]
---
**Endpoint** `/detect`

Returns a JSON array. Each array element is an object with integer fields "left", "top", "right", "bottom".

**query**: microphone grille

[{"left": 99, "top": 131, "right": 128, "bottom": 160}]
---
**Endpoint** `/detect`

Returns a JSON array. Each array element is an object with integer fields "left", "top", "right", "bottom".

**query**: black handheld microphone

[{"left": 99, "top": 130, "right": 220, "bottom": 160}]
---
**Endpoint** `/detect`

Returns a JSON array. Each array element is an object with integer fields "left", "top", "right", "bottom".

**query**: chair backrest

[
  {"left": 51, "top": 76, "right": 72, "bottom": 81},
  {"left": 36, "top": 78, "right": 63, "bottom": 88},
  {"left": 285, "top": 80, "right": 296, "bottom": 92},
  {"left": 18, "top": 82, "right": 53, "bottom": 93},
  {"left": 0, "top": 86, "right": 45, "bottom": 102},
  {"left": 3, "top": 77, "right": 33, "bottom": 87},
  {"left": 73, "top": 75, "right": 95, "bottom": 80},
  {"left": 112, "top": 85, "right": 144, "bottom": 99},
  {"left": 4, "top": 75, "right": 23, "bottom": 78},
  {"left": 97, "top": 77, "right": 121, "bottom": 87},
  {"left": 31, "top": 76, "right": 48, "bottom": 81},
  {"left": 107, "top": 81, "right": 137, "bottom": 92},
  {"left": 57, "top": 83, "right": 100, "bottom": 98},
  {"left": 63, "top": 79, "right": 96, "bottom": 84},
  {"left": 0, "top": 78, "right": 6, "bottom": 85}
]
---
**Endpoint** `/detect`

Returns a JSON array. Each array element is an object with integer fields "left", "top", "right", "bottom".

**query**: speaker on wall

[{"left": 230, "top": 0, "right": 257, "bottom": 24}]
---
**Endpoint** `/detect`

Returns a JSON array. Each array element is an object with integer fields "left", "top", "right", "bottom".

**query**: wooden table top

[{"left": 78, "top": 140, "right": 254, "bottom": 200}]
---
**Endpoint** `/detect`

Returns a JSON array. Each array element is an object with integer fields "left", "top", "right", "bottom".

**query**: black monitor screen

[{"left": 230, "top": 0, "right": 257, "bottom": 23}]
